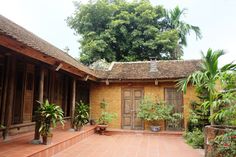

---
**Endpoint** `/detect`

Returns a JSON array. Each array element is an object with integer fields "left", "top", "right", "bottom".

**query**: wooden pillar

[
  {"left": 3, "top": 56, "right": 16, "bottom": 139},
  {"left": 64, "top": 76, "right": 68, "bottom": 116},
  {"left": 39, "top": 68, "right": 44, "bottom": 103},
  {"left": 33, "top": 67, "right": 44, "bottom": 141},
  {"left": 70, "top": 78, "right": 76, "bottom": 128},
  {"left": 48, "top": 71, "right": 55, "bottom": 103},
  {"left": 0, "top": 56, "right": 10, "bottom": 126}
]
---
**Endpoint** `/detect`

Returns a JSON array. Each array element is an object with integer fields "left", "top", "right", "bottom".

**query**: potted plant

[
  {"left": 96, "top": 100, "right": 117, "bottom": 134},
  {"left": 167, "top": 112, "right": 183, "bottom": 130},
  {"left": 137, "top": 97, "right": 173, "bottom": 132},
  {"left": 73, "top": 101, "right": 89, "bottom": 131},
  {"left": 37, "top": 100, "right": 64, "bottom": 145}
]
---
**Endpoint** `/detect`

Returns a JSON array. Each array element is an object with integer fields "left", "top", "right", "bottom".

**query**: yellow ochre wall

[{"left": 90, "top": 82, "right": 197, "bottom": 130}]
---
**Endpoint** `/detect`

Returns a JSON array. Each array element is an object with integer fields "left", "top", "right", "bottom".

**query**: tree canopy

[{"left": 67, "top": 0, "right": 201, "bottom": 65}]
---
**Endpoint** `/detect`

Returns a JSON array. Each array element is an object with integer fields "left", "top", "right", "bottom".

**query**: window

[{"left": 164, "top": 88, "right": 183, "bottom": 112}]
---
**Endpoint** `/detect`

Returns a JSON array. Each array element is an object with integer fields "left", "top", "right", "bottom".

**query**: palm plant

[
  {"left": 178, "top": 49, "right": 236, "bottom": 125},
  {"left": 165, "top": 6, "right": 202, "bottom": 58}
]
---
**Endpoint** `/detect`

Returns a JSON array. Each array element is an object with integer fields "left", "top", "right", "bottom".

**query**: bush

[
  {"left": 213, "top": 130, "right": 236, "bottom": 157},
  {"left": 137, "top": 97, "right": 173, "bottom": 122},
  {"left": 183, "top": 128, "right": 204, "bottom": 149}
]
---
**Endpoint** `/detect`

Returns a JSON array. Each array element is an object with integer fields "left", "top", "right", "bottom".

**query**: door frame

[{"left": 121, "top": 87, "right": 144, "bottom": 130}]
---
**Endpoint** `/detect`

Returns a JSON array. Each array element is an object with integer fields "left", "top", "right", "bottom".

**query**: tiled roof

[
  {"left": 95, "top": 60, "right": 202, "bottom": 80},
  {"left": 0, "top": 15, "right": 96, "bottom": 77}
]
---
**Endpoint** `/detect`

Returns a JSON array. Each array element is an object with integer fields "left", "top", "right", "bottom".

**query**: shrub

[
  {"left": 137, "top": 97, "right": 173, "bottom": 123},
  {"left": 212, "top": 130, "right": 236, "bottom": 157},
  {"left": 183, "top": 128, "right": 204, "bottom": 149}
]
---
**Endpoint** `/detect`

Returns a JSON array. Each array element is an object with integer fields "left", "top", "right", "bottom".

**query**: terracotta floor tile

[{"left": 54, "top": 133, "right": 204, "bottom": 157}]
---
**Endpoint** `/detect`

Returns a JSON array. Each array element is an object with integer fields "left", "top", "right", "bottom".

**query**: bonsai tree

[
  {"left": 37, "top": 100, "right": 64, "bottom": 145},
  {"left": 96, "top": 100, "right": 117, "bottom": 134},
  {"left": 73, "top": 101, "right": 89, "bottom": 131},
  {"left": 137, "top": 97, "right": 173, "bottom": 131},
  {"left": 97, "top": 100, "right": 117, "bottom": 125}
]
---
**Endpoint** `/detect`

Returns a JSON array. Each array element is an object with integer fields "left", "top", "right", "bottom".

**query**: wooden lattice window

[{"left": 164, "top": 88, "right": 183, "bottom": 113}]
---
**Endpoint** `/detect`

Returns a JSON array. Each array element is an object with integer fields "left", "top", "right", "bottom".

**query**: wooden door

[{"left": 122, "top": 88, "right": 144, "bottom": 130}]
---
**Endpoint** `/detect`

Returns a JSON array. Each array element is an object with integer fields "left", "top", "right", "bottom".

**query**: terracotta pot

[
  {"left": 74, "top": 126, "right": 82, "bottom": 131},
  {"left": 42, "top": 134, "right": 53, "bottom": 145},
  {"left": 97, "top": 124, "right": 108, "bottom": 135}
]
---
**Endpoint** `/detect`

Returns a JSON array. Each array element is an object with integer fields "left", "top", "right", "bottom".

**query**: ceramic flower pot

[
  {"left": 97, "top": 124, "right": 108, "bottom": 135},
  {"left": 150, "top": 125, "right": 161, "bottom": 132}
]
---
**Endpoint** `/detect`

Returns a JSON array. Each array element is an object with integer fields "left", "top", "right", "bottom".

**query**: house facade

[
  {"left": 0, "top": 15, "right": 200, "bottom": 139},
  {"left": 90, "top": 61, "right": 200, "bottom": 130}
]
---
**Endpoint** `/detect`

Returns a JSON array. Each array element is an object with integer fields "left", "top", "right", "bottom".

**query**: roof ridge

[{"left": 113, "top": 59, "right": 201, "bottom": 64}]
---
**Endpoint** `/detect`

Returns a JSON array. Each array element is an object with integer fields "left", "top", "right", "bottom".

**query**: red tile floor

[
  {"left": 0, "top": 123, "right": 96, "bottom": 157},
  {"left": 54, "top": 132, "right": 204, "bottom": 157}
]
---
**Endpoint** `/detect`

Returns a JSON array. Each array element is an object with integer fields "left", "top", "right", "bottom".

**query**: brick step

[
  {"left": 0, "top": 124, "right": 96, "bottom": 157},
  {"left": 29, "top": 126, "right": 96, "bottom": 157},
  {"left": 107, "top": 128, "right": 183, "bottom": 136}
]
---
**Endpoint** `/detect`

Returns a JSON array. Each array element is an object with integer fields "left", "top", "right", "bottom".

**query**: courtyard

[{"left": 54, "top": 133, "right": 204, "bottom": 157}]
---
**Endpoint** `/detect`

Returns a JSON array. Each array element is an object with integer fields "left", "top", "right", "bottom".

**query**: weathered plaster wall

[{"left": 90, "top": 82, "right": 197, "bottom": 130}]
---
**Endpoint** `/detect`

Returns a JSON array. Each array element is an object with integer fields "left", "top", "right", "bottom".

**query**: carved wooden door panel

[{"left": 122, "top": 88, "right": 144, "bottom": 130}]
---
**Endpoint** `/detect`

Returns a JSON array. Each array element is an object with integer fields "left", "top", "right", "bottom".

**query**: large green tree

[
  {"left": 164, "top": 6, "right": 202, "bottom": 58},
  {"left": 67, "top": 0, "right": 201, "bottom": 65}
]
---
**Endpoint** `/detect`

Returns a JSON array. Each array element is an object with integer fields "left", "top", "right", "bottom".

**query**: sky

[{"left": 1, "top": 0, "right": 236, "bottom": 66}]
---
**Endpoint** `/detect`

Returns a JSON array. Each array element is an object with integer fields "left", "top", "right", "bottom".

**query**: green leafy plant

[
  {"left": 188, "top": 101, "right": 210, "bottom": 131},
  {"left": 178, "top": 49, "right": 236, "bottom": 125},
  {"left": 97, "top": 100, "right": 117, "bottom": 125},
  {"left": 37, "top": 100, "right": 64, "bottom": 137},
  {"left": 0, "top": 124, "right": 5, "bottom": 129},
  {"left": 137, "top": 97, "right": 173, "bottom": 124},
  {"left": 73, "top": 101, "right": 89, "bottom": 131},
  {"left": 67, "top": 1, "right": 201, "bottom": 64},
  {"left": 167, "top": 112, "right": 183, "bottom": 129},
  {"left": 183, "top": 128, "right": 204, "bottom": 149},
  {"left": 213, "top": 130, "right": 236, "bottom": 157}
]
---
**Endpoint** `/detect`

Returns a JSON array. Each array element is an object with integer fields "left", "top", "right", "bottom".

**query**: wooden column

[
  {"left": 64, "top": 76, "right": 68, "bottom": 116},
  {"left": 70, "top": 78, "right": 76, "bottom": 128},
  {"left": 33, "top": 67, "right": 44, "bottom": 141},
  {"left": 3, "top": 56, "right": 16, "bottom": 139},
  {"left": 49, "top": 71, "right": 55, "bottom": 103},
  {"left": 0, "top": 56, "right": 10, "bottom": 126}
]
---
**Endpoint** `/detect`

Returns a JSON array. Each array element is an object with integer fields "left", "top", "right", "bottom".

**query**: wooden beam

[
  {"left": 0, "top": 35, "right": 98, "bottom": 80},
  {"left": 3, "top": 56, "right": 16, "bottom": 140},
  {"left": 70, "top": 78, "right": 76, "bottom": 128}
]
